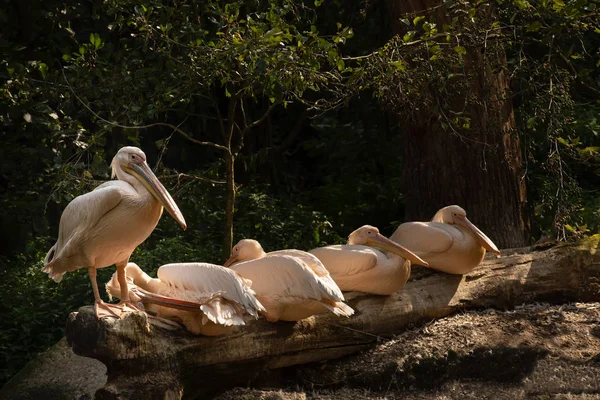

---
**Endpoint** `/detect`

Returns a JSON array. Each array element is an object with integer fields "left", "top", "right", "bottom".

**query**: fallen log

[{"left": 65, "top": 236, "right": 600, "bottom": 399}]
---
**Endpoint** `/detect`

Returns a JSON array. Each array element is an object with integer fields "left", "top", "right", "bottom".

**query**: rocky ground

[
  {"left": 1, "top": 302, "right": 599, "bottom": 399},
  {"left": 216, "top": 302, "right": 600, "bottom": 400},
  {"left": 0, "top": 338, "right": 106, "bottom": 400}
]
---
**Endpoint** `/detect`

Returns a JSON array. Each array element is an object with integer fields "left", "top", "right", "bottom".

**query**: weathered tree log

[{"left": 66, "top": 237, "right": 600, "bottom": 399}]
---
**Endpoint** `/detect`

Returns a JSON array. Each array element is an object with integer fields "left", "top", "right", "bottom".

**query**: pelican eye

[{"left": 129, "top": 153, "right": 146, "bottom": 164}]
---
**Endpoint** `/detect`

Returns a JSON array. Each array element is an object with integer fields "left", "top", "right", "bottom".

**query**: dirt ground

[{"left": 215, "top": 302, "right": 600, "bottom": 399}]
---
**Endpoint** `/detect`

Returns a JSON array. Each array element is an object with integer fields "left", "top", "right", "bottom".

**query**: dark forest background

[{"left": 1, "top": 0, "right": 599, "bottom": 386}]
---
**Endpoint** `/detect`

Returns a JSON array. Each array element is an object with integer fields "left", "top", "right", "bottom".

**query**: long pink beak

[
  {"left": 367, "top": 233, "right": 430, "bottom": 267},
  {"left": 456, "top": 216, "right": 500, "bottom": 255}
]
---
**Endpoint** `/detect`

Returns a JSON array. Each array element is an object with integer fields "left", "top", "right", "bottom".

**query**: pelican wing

[
  {"left": 42, "top": 183, "right": 127, "bottom": 281},
  {"left": 268, "top": 250, "right": 326, "bottom": 276},
  {"left": 157, "top": 263, "right": 265, "bottom": 318},
  {"left": 309, "top": 244, "right": 382, "bottom": 278},
  {"left": 58, "top": 182, "right": 126, "bottom": 245},
  {"left": 390, "top": 222, "right": 455, "bottom": 254},
  {"left": 268, "top": 249, "right": 344, "bottom": 302},
  {"left": 231, "top": 255, "right": 339, "bottom": 302}
]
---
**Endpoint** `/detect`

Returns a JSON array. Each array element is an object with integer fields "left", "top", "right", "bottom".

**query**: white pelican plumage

[
  {"left": 390, "top": 205, "right": 500, "bottom": 275},
  {"left": 309, "top": 225, "right": 428, "bottom": 295},
  {"left": 223, "top": 239, "right": 354, "bottom": 322},
  {"left": 106, "top": 262, "right": 265, "bottom": 335},
  {"left": 42, "top": 146, "right": 187, "bottom": 318}
]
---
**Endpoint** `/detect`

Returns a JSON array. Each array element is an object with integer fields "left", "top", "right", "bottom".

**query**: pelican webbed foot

[
  {"left": 93, "top": 300, "right": 144, "bottom": 319},
  {"left": 94, "top": 300, "right": 122, "bottom": 319},
  {"left": 116, "top": 300, "right": 145, "bottom": 318}
]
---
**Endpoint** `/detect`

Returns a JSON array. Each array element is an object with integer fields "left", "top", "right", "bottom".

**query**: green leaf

[
  {"left": 390, "top": 61, "right": 406, "bottom": 72},
  {"left": 453, "top": 46, "right": 467, "bottom": 55},
  {"left": 413, "top": 16, "right": 425, "bottom": 25},
  {"left": 89, "top": 33, "right": 103, "bottom": 50},
  {"left": 581, "top": 146, "right": 600, "bottom": 154},
  {"left": 514, "top": 0, "right": 530, "bottom": 9},
  {"left": 526, "top": 21, "right": 542, "bottom": 32},
  {"left": 38, "top": 63, "right": 48, "bottom": 79},
  {"left": 564, "top": 224, "right": 575, "bottom": 232},
  {"left": 402, "top": 31, "right": 415, "bottom": 42}
]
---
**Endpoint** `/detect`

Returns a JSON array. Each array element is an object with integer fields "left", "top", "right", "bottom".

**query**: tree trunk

[
  {"left": 66, "top": 238, "right": 600, "bottom": 399},
  {"left": 224, "top": 151, "right": 235, "bottom": 258},
  {"left": 386, "top": 0, "right": 529, "bottom": 248},
  {"left": 222, "top": 96, "right": 238, "bottom": 259}
]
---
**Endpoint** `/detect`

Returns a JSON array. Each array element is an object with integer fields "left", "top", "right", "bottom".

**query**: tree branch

[
  {"left": 232, "top": 100, "right": 280, "bottom": 155},
  {"left": 159, "top": 173, "right": 226, "bottom": 185},
  {"left": 275, "top": 109, "right": 308, "bottom": 153},
  {"left": 143, "top": 122, "right": 228, "bottom": 152},
  {"left": 61, "top": 68, "right": 228, "bottom": 152},
  {"left": 223, "top": 96, "right": 239, "bottom": 150},
  {"left": 342, "top": 32, "right": 504, "bottom": 61},
  {"left": 244, "top": 101, "right": 279, "bottom": 133}
]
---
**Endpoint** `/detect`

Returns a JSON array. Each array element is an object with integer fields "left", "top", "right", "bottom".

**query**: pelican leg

[
  {"left": 89, "top": 267, "right": 120, "bottom": 319},
  {"left": 115, "top": 261, "right": 143, "bottom": 316}
]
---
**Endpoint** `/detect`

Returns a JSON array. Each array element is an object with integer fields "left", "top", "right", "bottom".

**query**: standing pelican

[
  {"left": 390, "top": 205, "right": 500, "bottom": 275},
  {"left": 42, "top": 146, "right": 187, "bottom": 318},
  {"left": 309, "top": 225, "right": 428, "bottom": 295},
  {"left": 106, "top": 262, "right": 265, "bottom": 335},
  {"left": 224, "top": 239, "right": 354, "bottom": 322}
]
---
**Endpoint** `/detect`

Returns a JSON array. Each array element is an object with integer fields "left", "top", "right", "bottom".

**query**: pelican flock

[{"left": 43, "top": 146, "right": 501, "bottom": 334}]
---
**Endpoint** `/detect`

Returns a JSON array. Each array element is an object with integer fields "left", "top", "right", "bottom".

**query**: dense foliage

[{"left": 1, "top": 0, "right": 598, "bottom": 387}]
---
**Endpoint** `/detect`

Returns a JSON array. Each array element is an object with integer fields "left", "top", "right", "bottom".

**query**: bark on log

[{"left": 65, "top": 237, "right": 600, "bottom": 400}]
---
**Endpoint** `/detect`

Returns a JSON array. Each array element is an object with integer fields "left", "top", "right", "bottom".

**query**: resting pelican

[
  {"left": 390, "top": 205, "right": 501, "bottom": 274},
  {"left": 42, "top": 146, "right": 187, "bottom": 318},
  {"left": 309, "top": 225, "right": 428, "bottom": 295},
  {"left": 223, "top": 239, "right": 354, "bottom": 322},
  {"left": 106, "top": 262, "right": 265, "bottom": 335}
]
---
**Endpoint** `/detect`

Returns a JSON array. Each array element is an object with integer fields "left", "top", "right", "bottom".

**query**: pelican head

[
  {"left": 348, "top": 225, "right": 429, "bottom": 266},
  {"left": 433, "top": 205, "right": 500, "bottom": 255},
  {"left": 111, "top": 146, "right": 187, "bottom": 230},
  {"left": 224, "top": 239, "right": 267, "bottom": 267}
]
